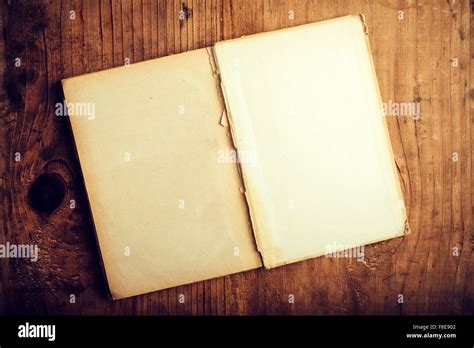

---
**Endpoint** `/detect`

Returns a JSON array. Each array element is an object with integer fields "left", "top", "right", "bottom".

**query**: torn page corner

[
  {"left": 358, "top": 13, "right": 369, "bottom": 35},
  {"left": 220, "top": 109, "right": 229, "bottom": 127},
  {"left": 205, "top": 46, "right": 220, "bottom": 77}
]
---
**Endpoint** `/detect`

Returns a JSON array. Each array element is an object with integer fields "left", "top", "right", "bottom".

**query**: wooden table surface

[{"left": 1, "top": 0, "right": 472, "bottom": 315}]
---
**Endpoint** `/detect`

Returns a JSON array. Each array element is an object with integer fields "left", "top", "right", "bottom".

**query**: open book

[{"left": 62, "top": 15, "right": 408, "bottom": 300}]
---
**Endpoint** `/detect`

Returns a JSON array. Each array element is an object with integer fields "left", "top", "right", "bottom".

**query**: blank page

[
  {"left": 62, "top": 48, "right": 262, "bottom": 299},
  {"left": 213, "top": 15, "right": 408, "bottom": 268}
]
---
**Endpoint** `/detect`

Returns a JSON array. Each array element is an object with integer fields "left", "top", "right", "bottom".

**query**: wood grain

[{"left": 0, "top": 0, "right": 472, "bottom": 315}]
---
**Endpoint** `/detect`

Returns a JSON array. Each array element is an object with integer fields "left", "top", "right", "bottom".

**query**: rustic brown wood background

[{"left": 1, "top": 0, "right": 472, "bottom": 315}]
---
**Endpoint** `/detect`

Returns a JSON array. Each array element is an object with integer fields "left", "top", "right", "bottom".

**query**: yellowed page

[
  {"left": 62, "top": 48, "right": 261, "bottom": 299},
  {"left": 213, "top": 15, "right": 408, "bottom": 268}
]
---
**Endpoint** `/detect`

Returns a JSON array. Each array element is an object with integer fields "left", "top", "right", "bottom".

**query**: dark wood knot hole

[{"left": 28, "top": 173, "right": 66, "bottom": 214}]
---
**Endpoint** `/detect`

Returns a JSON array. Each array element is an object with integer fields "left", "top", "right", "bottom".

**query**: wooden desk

[{"left": 0, "top": 0, "right": 472, "bottom": 315}]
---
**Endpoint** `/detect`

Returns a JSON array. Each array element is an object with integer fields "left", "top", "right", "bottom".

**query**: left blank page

[{"left": 62, "top": 48, "right": 262, "bottom": 299}]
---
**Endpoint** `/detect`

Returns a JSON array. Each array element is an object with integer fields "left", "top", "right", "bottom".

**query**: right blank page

[{"left": 213, "top": 15, "right": 408, "bottom": 268}]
